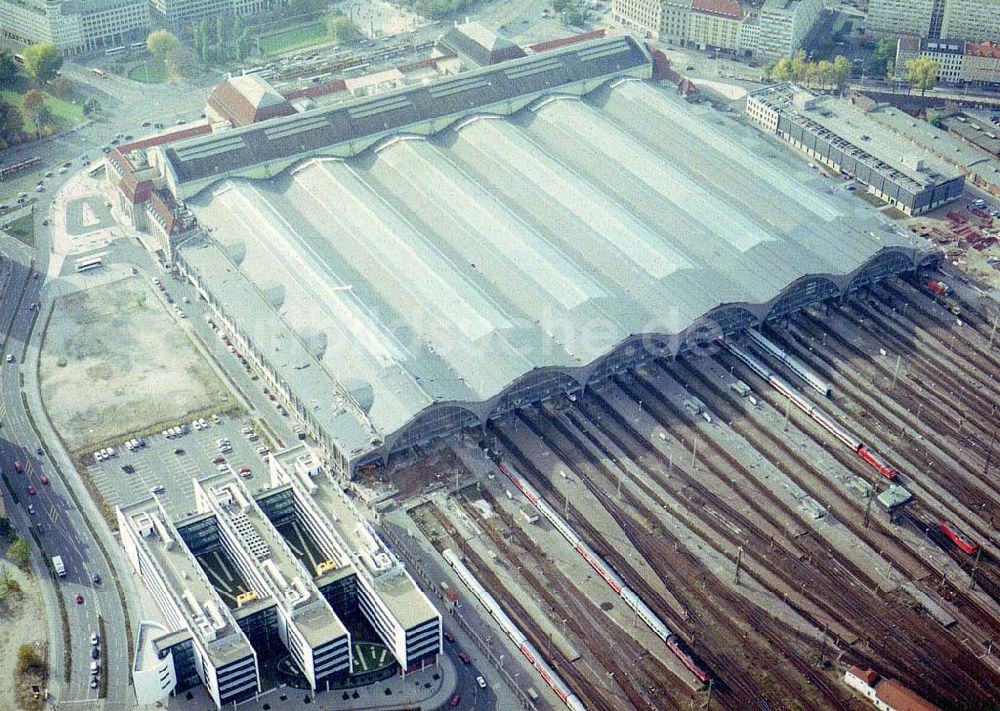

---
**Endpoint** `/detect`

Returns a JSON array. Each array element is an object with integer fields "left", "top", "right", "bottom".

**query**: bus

[
  {"left": 129, "top": 41, "right": 147, "bottom": 52},
  {"left": 105, "top": 46, "right": 125, "bottom": 56},
  {"left": 91, "top": 68, "right": 106, "bottom": 78},
  {"left": 75, "top": 257, "right": 103, "bottom": 273},
  {"left": 13, "top": 53, "right": 24, "bottom": 65}
]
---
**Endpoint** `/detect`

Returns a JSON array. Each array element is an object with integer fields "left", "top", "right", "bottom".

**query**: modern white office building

[{"left": 757, "top": 0, "right": 824, "bottom": 59}]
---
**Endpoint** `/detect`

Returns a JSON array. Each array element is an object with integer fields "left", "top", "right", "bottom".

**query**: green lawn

[
  {"left": 128, "top": 61, "right": 167, "bottom": 84},
  {"left": 0, "top": 83, "right": 85, "bottom": 133},
  {"left": 2, "top": 212, "right": 35, "bottom": 247},
  {"left": 257, "top": 22, "right": 328, "bottom": 55}
]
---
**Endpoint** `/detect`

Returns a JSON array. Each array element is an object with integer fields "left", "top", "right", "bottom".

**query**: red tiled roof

[
  {"left": 875, "top": 679, "right": 942, "bottom": 711},
  {"left": 966, "top": 41, "right": 1000, "bottom": 59},
  {"left": 691, "top": 0, "right": 743, "bottom": 20},
  {"left": 118, "top": 124, "right": 212, "bottom": 156},
  {"left": 847, "top": 666, "right": 879, "bottom": 686},
  {"left": 283, "top": 79, "right": 348, "bottom": 101},
  {"left": 207, "top": 79, "right": 296, "bottom": 128},
  {"left": 106, "top": 147, "right": 132, "bottom": 174},
  {"left": 148, "top": 191, "right": 180, "bottom": 235},
  {"left": 529, "top": 29, "right": 605, "bottom": 53},
  {"left": 119, "top": 172, "right": 154, "bottom": 204}
]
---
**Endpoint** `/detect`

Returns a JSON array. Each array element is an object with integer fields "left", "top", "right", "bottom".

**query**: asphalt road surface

[{"left": 0, "top": 166, "right": 134, "bottom": 708}]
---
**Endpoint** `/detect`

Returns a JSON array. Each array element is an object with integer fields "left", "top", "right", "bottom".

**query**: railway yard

[{"left": 392, "top": 272, "right": 1000, "bottom": 710}]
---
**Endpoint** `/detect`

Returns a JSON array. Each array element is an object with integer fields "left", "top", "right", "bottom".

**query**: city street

[{"left": 0, "top": 208, "right": 133, "bottom": 706}]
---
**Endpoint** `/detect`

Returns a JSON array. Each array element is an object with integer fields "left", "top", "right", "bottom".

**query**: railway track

[
  {"left": 781, "top": 307, "right": 1000, "bottom": 614},
  {"left": 455, "top": 492, "right": 685, "bottom": 709},
  {"left": 780, "top": 313, "right": 1000, "bottom": 535},
  {"left": 491, "top": 424, "right": 784, "bottom": 709},
  {"left": 498, "top": 412, "right": 841, "bottom": 710},
  {"left": 603, "top": 365, "right": 1000, "bottom": 706},
  {"left": 672, "top": 353, "right": 1000, "bottom": 707},
  {"left": 422, "top": 501, "right": 613, "bottom": 711}
]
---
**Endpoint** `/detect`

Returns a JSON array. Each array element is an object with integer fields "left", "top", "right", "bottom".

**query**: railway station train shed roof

[{"left": 173, "top": 34, "right": 933, "bottom": 470}]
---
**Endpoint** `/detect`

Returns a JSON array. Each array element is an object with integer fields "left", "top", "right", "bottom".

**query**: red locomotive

[
  {"left": 666, "top": 636, "right": 711, "bottom": 684},
  {"left": 939, "top": 521, "right": 979, "bottom": 555}
]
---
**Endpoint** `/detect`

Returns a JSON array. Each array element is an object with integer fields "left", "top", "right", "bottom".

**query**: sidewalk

[{"left": 147, "top": 655, "right": 458, "bottom": 711}]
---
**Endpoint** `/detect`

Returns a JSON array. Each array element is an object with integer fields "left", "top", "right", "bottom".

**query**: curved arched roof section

[{"left": 182, "top": 78, "right": 932, "bottom": 465}]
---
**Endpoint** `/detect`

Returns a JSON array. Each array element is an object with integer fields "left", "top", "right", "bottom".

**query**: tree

[
  {"left": 146, "top": 29, "right": 181, "bottom": 63},
  {"left": 235, "top": 29, "right": 254, "bottom": 60},
  {"left": 165, "top": 46, "right": 195, "bottom": 80},
  {"left": 772, "top": 56, "right": 792, "bottom": 82},
  {"left": 34, "top": 104, "right": 53, "bottom": 133},
  {"left": 832, "top": 55, "right": 852, "bottom": 92},
  {"left": 906, "top": 57, "right": 938, "bottom": 96},
  {"left": 816, "top": 59, "right": 835, "bottom": 89},
  {"left": 49, "top": 74, "right": 70, "bottom": 98},
  {"left": 762, "top": 59, "right": 777, "bottom": 81},
  {"left": 0, "top": 100, "right": 24, "bottom": 148},
  {"left": 16, "top": 645, "right": 42, "bottom": 674},
  {"left": 790, "top": 49, "right": 808, "bottom": 83},
  {"left": 21, "top": 88, "right": 44, "bottom": 134},
  {"left": 22, "top": 42, "right": 62, "bottom": 84},
  {"left": 6, "top": 537, "right": 31, "bottom": 568},
  {"left": 869, "top": 37, "right": 896, "bottom": 76},
  {"left": 325, "top": 11, "right": 356, "bottom": 43},
  {"left": 82, "top": 97, "right": 99, "bottom": 117},
  {"left": 0, "top": 48, "right": 18, "bottom": 87},
  {"left": 0, "top": 517, "right": 12, "bottom": 538}
]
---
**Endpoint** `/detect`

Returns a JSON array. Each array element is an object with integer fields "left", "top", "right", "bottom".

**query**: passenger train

[
  {"left": 722, "top": 340, "right": 898, "bottom": 481},
  {"left": 497, "top": 461, "right": 712, "bottom": 684},
  {"left": 442, "top": 549, "right": 587, "bottom": 711}
]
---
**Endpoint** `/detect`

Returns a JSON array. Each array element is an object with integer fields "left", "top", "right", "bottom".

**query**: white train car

[
  {"left": 442, "top": 549, "right": 586, "bottom": 711},
  {"left": 747, "top": 329, "right": 832, "bottom": 398},
  {"left": 723, "top": 341, "right": 898, "bottom": 481},
  {"left": 496, "top": 460, "right": 712, "bottom": 684}
]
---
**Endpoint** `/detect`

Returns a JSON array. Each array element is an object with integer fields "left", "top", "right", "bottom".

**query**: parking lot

[{"left": 85, "top": 412, "right": 271, "bottom": 519}]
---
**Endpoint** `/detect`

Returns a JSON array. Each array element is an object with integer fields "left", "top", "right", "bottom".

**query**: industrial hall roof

[
  {"left": 160, "top": 34, "right": 651, "bottom": 189},
  {"left": 183, "top": 74, "right": 928, "bottom": 460}
]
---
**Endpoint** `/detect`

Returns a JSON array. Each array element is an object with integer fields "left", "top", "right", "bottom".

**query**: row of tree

[
  {"left": 188, "top": 17, "right": 254, "bottom": 66},
  {"left": 551, "top": 0, "right": 589, "bottom": 27},
  {"left": 764, "top": 52, "right": 853, "bottom": 91},
  {"left": 395, "top": 0, "right": 473, "bottom": 20}
]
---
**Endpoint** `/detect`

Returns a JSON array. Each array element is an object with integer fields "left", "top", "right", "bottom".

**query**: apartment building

[
  {"left": 610, "top": 0, "right": 691, "bottom": 43},
  {"left": 190, "top": 474, "right": 352, "bottom": 691},
  {"left": 940, "top": 0, "right": 1000, "bottom": 44},
  {"left": 919, "top": 38, "right": 965, "bottom": 82},
  {"left": 757, "top": 0, "right": 824, "bottom": 59},
  {"left": 0, "top": 0, "right": 149, "bottom": 54},
  {"left": 687, "top": 0, "right": 744, "bottom": 52},
  {"left": 118, "top": 498, "right": 261, "bottom": 709},
  {"left": 961, "top": 40, "right": 1000, "bottom": 85},
  {"left": 268, "top": 447, "right": 442, "bottom": 674},
  {"left": 895, "top": 36, "right": 1000, "bottom": 85},
  {"left": 865, "top": 0, "right": 937, "bottom": 38}
]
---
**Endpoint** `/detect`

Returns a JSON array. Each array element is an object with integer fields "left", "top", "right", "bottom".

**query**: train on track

[
  {"left": 722, "top": 340, "right": 899, "bottom": 481},
  {"left": 747, "top": 329, "right": 832, "bottom": 398},
  {"left": 939, "top": 521, "right": 979, "bottom": 555},
  {"left": 442, "top": 548, "right": 587, "bottom": 711},
  {"left": 496, "top": 460, "right": 712, "bottom": 684}
]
